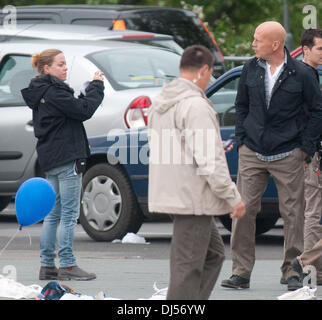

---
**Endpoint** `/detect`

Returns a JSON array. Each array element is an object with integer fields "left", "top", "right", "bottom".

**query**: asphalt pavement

[{"left": 0, "top": 205, "right": 321, "bottom": 303}]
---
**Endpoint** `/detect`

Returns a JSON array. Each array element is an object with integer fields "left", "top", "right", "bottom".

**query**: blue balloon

[{"left": 15, "top": 178, "right": 56, "bottom": 227}]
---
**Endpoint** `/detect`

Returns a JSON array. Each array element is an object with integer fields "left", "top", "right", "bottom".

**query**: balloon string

[
  {"left": 25, "top": 228, "right": 32, "bottom": 246},
  {"left": 0, "top": 228, "right": 20, "bottom": 257}
]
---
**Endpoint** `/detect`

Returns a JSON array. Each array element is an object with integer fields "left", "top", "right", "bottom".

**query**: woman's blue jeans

[{"left": 40, "top": 161, "right": 82, "bottom": 268}]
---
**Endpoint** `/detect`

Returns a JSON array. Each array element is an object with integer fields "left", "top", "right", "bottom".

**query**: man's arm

[
  {"left": 301, "top": 67, "right": 322, "bottom": 157},
  {"left": 235, "top": 65, "right": 250, "bottom": 148}
]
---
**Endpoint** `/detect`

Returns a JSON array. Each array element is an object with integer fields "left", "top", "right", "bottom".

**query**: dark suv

[{"left": 0, "top": 5, "right": 225, "bottom": 77}]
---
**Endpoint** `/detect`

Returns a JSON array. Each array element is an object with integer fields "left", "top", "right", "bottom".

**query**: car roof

[
  {"left": 15, "top": 4, "right": 190, "bottom": 13},
  {"left": 0, "top": 23, "right": 173, "bottom": 41},
  {"left": 0, "top": 38, "right": 172, "bottom": 57}
]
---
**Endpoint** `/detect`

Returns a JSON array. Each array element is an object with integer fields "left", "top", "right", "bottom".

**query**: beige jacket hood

[{"left": 148, "top": 78, "right": 241, "bottom": 216}]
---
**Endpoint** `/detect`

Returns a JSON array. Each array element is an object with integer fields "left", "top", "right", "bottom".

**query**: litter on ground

[
  {"left": 0, "top": 275, "right": 42, "bottom": 299},
  {"left": 0, "top": 275, "right": 166, "bottom": 300},
  {"left": 277, "top": 286, "right": 317, "bottom": 300},
  {"left": 112, "top": 233, "right": 150, "bottom": 244}
]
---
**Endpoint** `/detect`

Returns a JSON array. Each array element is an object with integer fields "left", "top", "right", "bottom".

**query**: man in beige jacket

[{"left": 148, "top": 45, "right": 245, "bottom": 300}]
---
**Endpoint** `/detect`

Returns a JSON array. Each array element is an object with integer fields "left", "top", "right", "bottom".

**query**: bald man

[{"left": 221, "top": 21, "right": 322, "bottom": 291}]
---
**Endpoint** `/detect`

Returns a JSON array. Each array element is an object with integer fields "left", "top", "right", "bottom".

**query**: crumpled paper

[
  {"left": 60, "top": 282, "right": 167, "bottom": 300},
  {"left": 112, "top": 232, "right": 150, "bottom": 244},
  {"left": 0, "top": 275, "right": 42, "bottom": 299},
  {"left": 0, "top": 274, "right": 166, "bottom": 300},
  {"left": 277, "top": 286, "right": 317, "bottom": 300},
  {"left": 149, "top": 282, "right": 167, "bottom": 300}
]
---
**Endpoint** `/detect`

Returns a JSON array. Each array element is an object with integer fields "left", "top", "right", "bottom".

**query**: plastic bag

[
  {"left": 0, "top": 275, "right": 42, "bottom": 299},
  {"left": 277, "top": 286, "right": 317, "bottom": 300}
]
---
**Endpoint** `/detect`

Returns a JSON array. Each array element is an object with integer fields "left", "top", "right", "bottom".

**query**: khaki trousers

[
  {"left": 299, "top": 239, "right": 322, "bottom": 269},
  {"left": 231, "top": 145, "right": 304, "bottom": 280},
  {"left": 304, "top": 153, "right": 322, "bottom": 280},
  {"left": 167, "top": 215, "right": 225, "bottom": 300}
]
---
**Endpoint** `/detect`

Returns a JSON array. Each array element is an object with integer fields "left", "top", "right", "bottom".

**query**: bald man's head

[
  {"left": 252, "top": 21, "right": 286, "bottom": 61},
  {"left": 256, "top": 21, "right": 286, "bottom": 44}
]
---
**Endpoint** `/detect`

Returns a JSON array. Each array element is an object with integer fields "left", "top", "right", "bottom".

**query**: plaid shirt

[{"left": 256, "top": 150, "right": 294, "bottom": 162}]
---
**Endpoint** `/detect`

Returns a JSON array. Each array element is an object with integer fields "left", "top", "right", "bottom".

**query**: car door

[
  {"left": 0, "top": 54, "right": 37, "bottom": 181},
  {"left": 207, "top": 69, "right": 241, "bottom": 179}
]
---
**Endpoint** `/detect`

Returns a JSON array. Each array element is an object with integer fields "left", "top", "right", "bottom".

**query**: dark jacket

[
  {"left": 301, "top": 61, "right": 322, "bottom": 149},
  {"left": 21, "top": 74, "right": 104, "bottom": 172},
  {"left": 235, "top": 49, "right": 322, "bottom": 157}
]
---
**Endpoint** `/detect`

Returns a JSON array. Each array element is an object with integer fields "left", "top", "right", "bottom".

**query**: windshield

[{"left": 87, "top": 48, "right": 181, "bottom": 90}]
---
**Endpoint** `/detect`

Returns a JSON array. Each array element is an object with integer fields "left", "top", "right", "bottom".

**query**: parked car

[
  {"left": 0, "top": 23, "right": 184, "bottom": 55},
  {"left": 82, "top": 50, "right": 322, "bottom": 242},
  {"left": 0, "top": 4, "right": 225, "bottom": 77},
  {"left": 0, "top": 39, "right": 182, "bottom": 212}
]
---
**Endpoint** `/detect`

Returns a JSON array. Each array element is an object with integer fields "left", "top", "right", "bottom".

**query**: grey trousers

[
  {"left": 166, "top": 215, "right": 225, "bottom": 300},
  {"left": 231, "top": 145, "right": 304, "bottom": 280},
  {"left": 304, "top": 153, "right": 322, "bottom": 280}
]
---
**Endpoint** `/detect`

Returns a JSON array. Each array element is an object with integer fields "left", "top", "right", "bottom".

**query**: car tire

[
  {"left": 218, "top": 212, "right": 279, "bottom": 236},
  {"left": 0, "top": 196, "right": 11, "bottom": 212},
  {"left": 79, "top": 163, "right": 144, "bottom": 242}
]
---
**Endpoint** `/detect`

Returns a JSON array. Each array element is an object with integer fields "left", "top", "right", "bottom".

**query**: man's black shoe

[
  {"left": 291, "top": 258, "right": 304, "bottom": 278},
  {"left": 291, "top": 257, "right": 322, "bottom": 285},
  {"left": 287, "top": 276, "right": 303, "bottom": 291},
  {"left": 221, "top": 275, "right": 250, "bottom": 289},
  {"left": 39, "top": 266, "right": 58, "bottom": 280}
]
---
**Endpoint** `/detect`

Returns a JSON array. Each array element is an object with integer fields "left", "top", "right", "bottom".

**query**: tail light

[
  {"left": 113, "top": 19, "right": 126, "bottom": 30},
  {"left": 124, "top": 96, "right": 151, "bottom": 128}
]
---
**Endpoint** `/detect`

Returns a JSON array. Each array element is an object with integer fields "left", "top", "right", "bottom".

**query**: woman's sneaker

[
  {"left": 57, "top": 266, "right": 96, "bottom": 281},
  {"left": 39, "top": 266, "right": 59, "bottom": 280}
]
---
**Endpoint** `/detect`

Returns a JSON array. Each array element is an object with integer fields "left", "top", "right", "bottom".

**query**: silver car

[
  {"left": 0, "top": 23, "right": 184, "bottom": 55},
  {"left": 0, "top": 39, "right": 181, "bottom": 215}
]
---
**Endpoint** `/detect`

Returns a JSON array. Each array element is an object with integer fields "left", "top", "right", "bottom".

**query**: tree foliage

[{"left": 0, "top": 0, "right": 321, "bottom": 55}]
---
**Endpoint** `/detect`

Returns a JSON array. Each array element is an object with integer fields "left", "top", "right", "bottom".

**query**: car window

[
  {"left": 0, "top": 54, "right": 36, "bottom": 106},
  {"left": 209, "top": 76, "right": 240, "bottom": 127},
  {"left": 71, "top": 18, "right": 114, "bottom": 28},
  {"left": 124, "top": 11, "right": 219, "bottom": 53},
  {"left": 87, "top": 48, "right": 181, "bottom": 90},
  {"left": 16, "top": 18, "right": 56, "bottom": 24}
]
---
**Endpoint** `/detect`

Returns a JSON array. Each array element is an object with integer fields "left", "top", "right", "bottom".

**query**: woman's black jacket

[{"left": 21, "top": 74, "right": 104, "bottom": 172}]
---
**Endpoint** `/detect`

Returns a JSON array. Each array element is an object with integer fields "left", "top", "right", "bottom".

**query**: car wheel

[
  {"left": 79, "top": 163, "right": 144, "bottom": 242},
  {"left": 0, "top": 196, "right": 11, "bottom": 212},
  {"left": 218, "top": 212, "right": 279, "bottom": 236}
]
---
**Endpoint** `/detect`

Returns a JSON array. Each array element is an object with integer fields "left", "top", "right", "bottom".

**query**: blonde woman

[{"left": 21, "top": 49, "right": 104, "bottom": 281}]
